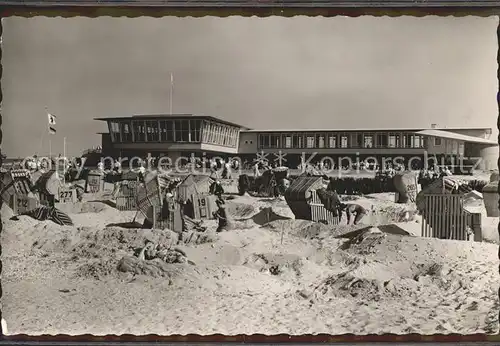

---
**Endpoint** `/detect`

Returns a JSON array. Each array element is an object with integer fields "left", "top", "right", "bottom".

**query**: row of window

[
  {"left": 109, "top": 119, "right": 203, "bottom": 143},
  {"left": 257, "top": 132, "right": 430, "bottom": 149},
  {"left": 201, "top": 121, "right": 239, "bottom": 148}
]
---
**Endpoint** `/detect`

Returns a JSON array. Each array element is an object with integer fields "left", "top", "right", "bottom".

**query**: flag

[{"left": 47, "top": 113, "right": 57, "bottom": 135}]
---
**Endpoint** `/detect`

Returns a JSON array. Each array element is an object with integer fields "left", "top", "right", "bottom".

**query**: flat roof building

[
  {"left": 95, "top": 114, "right": 248, "bottom": 161},
  {"left": 96, "top": 114, "right": 498, "bottom": 170}
]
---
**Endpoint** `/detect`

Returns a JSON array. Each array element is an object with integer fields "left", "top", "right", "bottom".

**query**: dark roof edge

[
  {"left": 93, "top": 115, "right": 251, "bottom": 130},
  {"left": 241, "top": 127, "right": 492, "bottom": 133}
]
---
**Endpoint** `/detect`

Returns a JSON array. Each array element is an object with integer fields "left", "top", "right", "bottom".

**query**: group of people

[
  {"left": 209, "top": 159, "right": 235, "bottom": 180},
  {"left": 418, "top": 166, "right": 453, "bottom": 189},
  {"left": 24, "top": 154, "right": 75, "bottom": 174},
  {"left": 419, "top": 166, "right": 453, "bottom": 179}
]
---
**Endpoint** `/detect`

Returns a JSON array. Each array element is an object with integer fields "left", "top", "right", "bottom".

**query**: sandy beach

[{"left": 2, "top": 190, "right": 499, "bottom": 336}]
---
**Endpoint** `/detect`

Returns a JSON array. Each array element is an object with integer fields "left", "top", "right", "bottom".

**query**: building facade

[
  {"left": 97, "top": 114, "right": 498, "bottom": 170},
  {"left": 96, "top": 114, "right": 244, "bottom": 163}
]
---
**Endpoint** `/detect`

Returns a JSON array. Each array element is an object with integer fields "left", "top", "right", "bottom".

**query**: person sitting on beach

[{"left": 339, "top": 203, "right": 367, "bottom": 225}]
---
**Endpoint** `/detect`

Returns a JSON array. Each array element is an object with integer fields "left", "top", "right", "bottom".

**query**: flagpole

[
  {"left": 63, "top": 137, "right": 67, "bottom": 184},
  {"left": 170, "top": 72, "right": 173, "bottom": 115},
  {"left": 40, "top": 106, "right": 49, "bottom": 156}
]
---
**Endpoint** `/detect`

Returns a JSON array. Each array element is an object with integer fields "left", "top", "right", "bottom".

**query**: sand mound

[
  {"left": 180, "top": 230, "right": 218, "bottom": 245},
  {"left": 368, "top": 206, "right": 418, "bottom": 224},
  {"left": 339, "top": 229, "right": 388, "bottom": 254},
  {"left": 243, "top": 253, "right": 302, "bottom": 275},
  {"left": 410, "top": 262, "right": 464, "bottom": 292},
  {"left": 309, "top": 251, "right": 400, "bottom": 300},
  {"left": 56, "top": 201, "right": 109, "bottom": 214},
  {"left": 75, "top": 258, "right": 118, "bottom": 280},
  {"left": 242, "top": 252, "right": 328, "bottom": 285},
  {"left": 226, "top": 202, "right": 257, "bottom": 219},
  {"left": 117, "top": 255, "right": 177, "bottom": 279},
  {"left": 312, "top": 257, "right": 467, "bottom": 303},
  {"left": 263, "top": 219, "right": 362, "bottom": 240},
  {"left": 33, "top": 226, "right": 180, "bottom": 258},
  {"left": 282, "top": 220, "right": 333, "bottom": 239},
  {"left": 314, "top": 272, "right": 385, "bottom": 300}
]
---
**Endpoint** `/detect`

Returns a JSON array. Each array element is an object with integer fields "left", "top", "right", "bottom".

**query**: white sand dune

[{"left": 1, "top": 193, "right": 499, "bottom": 335}]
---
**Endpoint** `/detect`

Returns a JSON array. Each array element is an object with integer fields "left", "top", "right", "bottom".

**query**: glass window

[
  {"left": 229, "top": 128, "right": 235, "bottom": 147},
  {"left": 208, "top": 123, "right": 215, "bottom": 143},
  {"left": 109, "top": 122, "right": 120, "bottom": 142},
  {"left": 458, "top": 142, "right": 465, "bottom": 156},
  {"left": 395, "top": 134, "right": 401, "bottom": 148},
  {"left": 306, "top": 135, "right": 315, "bottom": 149},
  {"left": 174, "top": 120, "right": 189, "bottom": 142},
  {"left": 132, "top": 121, "right": 145, "bottom": 142},
  {"left": 414, "top": 135, "right": 421, "bottom": 148},
  {"left": 188, "top": 120, "right": 195, "bottom": 142},
  {"left": 350, "top": 133, "right": 362, "bottom": 148},
  {"left": 159, "top": 120, "right": 173, "bottom": 142},
  {"left": 446, "top": 140, "right": 453, "bottom": 152},
  {"left": 388, "top": 133, "right": 396, "bottom": 148},
  {"left": 317, "top": 134, "right": 325, "bottom": 148},
  {"left": 222, "top": 126, "right": 227, "bottom": 146},
  {"left": 263, "top": 134, "right": 270, "bottom": 148},
  {"left": 215, "top": 125, "right": 222, "bottom": 145},
  {"left": 224, "top": 127, "right": 229, "bottom": 146},
  {"left": 284, "top": 135, "right": 292, "bottom": 148},
  {"left": 234, "top": 129, "right": 239, "bottom": 147},
  {"left": 220, "top": 126, "right": 225, "bottom": 145},
  {"left": 435, "top": 137, "right": 442, "bottom": 146},
  {"left": 340, "top": 135, "right": 349, "bottom": 148},
  {"left": 121, "top": 122, "right": 132, "bottom": 142},
  {"left": 376, "top": 133, "right": 388, "bottom": 148},
  {"left": 221, "top": 126, "right": 226, "bottom": 145},
  {"left": 401, "top": 134, "right": 413, "bottom": 148},
  {"left": 209, "top": 124, "right": 215, "bottom": 143},
  {"left": 422, "top": 136, "right": 428, "bottom": 148},
  {"left": 292, "top": 134, "right": 303, "bottom": 148},
  {"left": 363, "top": 134, "right": 373, "bottom": 148},
  {"left": 145, "top": 120, "right": 159, "bottom": 142},
  {"left": 174, "top": 120, "right": 182, "bottom": 142},
  {"left": 269, "top": 134, "right": 280, "bottom": 148},
  {"left": 328, "top": 134, "right": 337, "bottom": 148},
  {"left": 220, "top": 125, "right": 225, "bottom": 145},
  {"left": 192, "top": 120, "right": 201, "bottom": 142},
  {"left": 201, "top": 122, "right": 208, "bottom": 142}
]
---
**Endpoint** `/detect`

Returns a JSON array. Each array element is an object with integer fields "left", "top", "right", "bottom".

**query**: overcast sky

[{"left": 2, "top": 16, "right": 498, "bottom": 157}]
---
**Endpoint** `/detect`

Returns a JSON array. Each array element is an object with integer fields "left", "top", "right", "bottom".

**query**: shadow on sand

[
  {"left": 89, "top": 200, "right": 117, "bottom": 208},
  {"left": 106, "top": 221, "right": 144, "bottom": 229}
]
